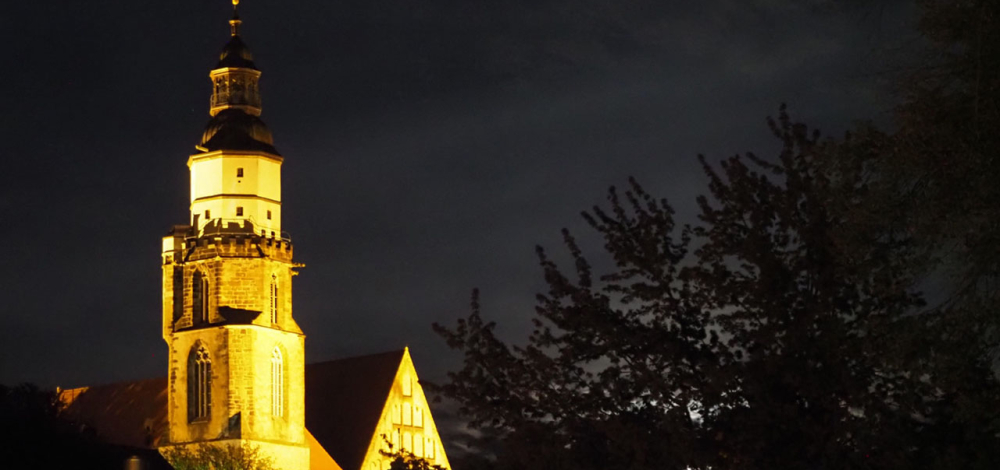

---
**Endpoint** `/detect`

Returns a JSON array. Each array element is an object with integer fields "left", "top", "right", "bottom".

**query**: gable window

[
  {"left": 187, "top": 345, "right": 212, "bottom": 422},
  {"left": 425, "top": 437, "right": 435, "bottom": 459},
  {"left": 402, "top": 432, "right": 412, "bottom": 452},
  {"left": 414, "top": 406, "right": 423, "bottom": 428},
  {"left": 236, "top": 206, "right": 244, "bottom": 217},
  {"left": 414, "top": 433, "right": 424, "bottom": 457},
  {"left": 392, "top": 403, "right": 401, "bottom": 424},
  {"left": 271, "top": 346, "right": 284, "bottom": 417},
  {"left": 270, "top": 274, "right": 279, "bottom": 325},
  {"left": 402, "top": 374, "right": 412, "bottom": 396},
  {"left": 237, "top": 167, "right": 244, "bottom": 177},
  {"left": 192, "top": 270, "right": 209, "bottom": 325},
  {"left": 403, "top": 402, "right": 412, "bottom": 426},
  {"left": 267, "top": 210, "right": 272, "bottom": 220}
]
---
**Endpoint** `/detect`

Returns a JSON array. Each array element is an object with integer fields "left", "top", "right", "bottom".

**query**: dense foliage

[
  {"left": 433, "top": 1, "right": 1000, "bottom": 468},
  {"left": 161, "top": 442, "right": 276, "bottom": 470}
]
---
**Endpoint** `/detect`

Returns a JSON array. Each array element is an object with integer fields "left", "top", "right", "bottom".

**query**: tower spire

[
  {"left": 201, "top": 0, "right": 275, "bottom": 154},
  {"left": 230, "top": 0, "right": 242, "bottom": 36}
]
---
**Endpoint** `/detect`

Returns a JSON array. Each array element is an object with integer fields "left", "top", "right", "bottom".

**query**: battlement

[
  {"left": 191, "top": 234, "right": 293, "bottom": 262},
  {"left": 163, "top": 220, "right": 294, "bottom": 264}
]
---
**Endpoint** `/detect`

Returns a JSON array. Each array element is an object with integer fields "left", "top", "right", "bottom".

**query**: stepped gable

[{"left": 305, "top": 350, "right": 406, "bottom": 470}]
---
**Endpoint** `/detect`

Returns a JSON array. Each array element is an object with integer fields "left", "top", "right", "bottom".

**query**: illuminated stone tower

[{"left": 159, "top": 1, "right": 309, "bottom": 468}]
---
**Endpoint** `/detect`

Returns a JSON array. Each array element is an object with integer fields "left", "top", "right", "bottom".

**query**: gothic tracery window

[
  {"left": 271, "top": 346, "right": 284, "bottom": 417},
  {"left": 187, "top": 345, "right": 212, "bottom": 422}
]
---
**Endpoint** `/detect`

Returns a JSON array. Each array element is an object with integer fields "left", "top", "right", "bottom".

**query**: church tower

[{"left": 159, "top": 2, "right": 309, "bottom": 468}]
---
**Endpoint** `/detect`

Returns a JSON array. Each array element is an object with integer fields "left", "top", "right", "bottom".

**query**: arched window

[
  {"left": 192, "top": 270, "right": 209, "bottom": 325},
  {"left": 269, "top": 274, "right": 279, "bottom": 325},
  {"left": 271, "top": 346, "right": 284, "bottom": 417},
  {"left": 187, "top": 345, "right": 211, "bottom": 422}
]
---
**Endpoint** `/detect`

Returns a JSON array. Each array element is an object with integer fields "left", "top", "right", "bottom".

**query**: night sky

[{"left": 1, "top": 0, "right": 914, "bottom": 395}]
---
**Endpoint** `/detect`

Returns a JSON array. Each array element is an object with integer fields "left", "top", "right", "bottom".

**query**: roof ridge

[
  {"left": 59, "top": 374, "right": 166, "bottom": 392},
  {"left": 307, "top": 348, "right": 405, "bottom": 366}
]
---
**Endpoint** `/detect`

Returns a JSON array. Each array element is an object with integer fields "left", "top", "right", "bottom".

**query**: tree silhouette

[{"left": 435, "top": 104, "right": 1000, "bottom": 469}]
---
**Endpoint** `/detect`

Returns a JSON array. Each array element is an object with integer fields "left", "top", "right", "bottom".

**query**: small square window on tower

[
  {"left": 236, "top": 207, "right": 244, "bottom": 216},
  {"left": 237, "top": 167, "right": 244, "bottom": 177},
  {"left": 267, "top": 210, "right": 272, "bottom": 220}
]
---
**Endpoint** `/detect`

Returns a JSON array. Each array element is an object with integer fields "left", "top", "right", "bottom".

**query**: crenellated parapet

[
  {"left": 162, "top": 221, "right": 293, "bottom": 264},
  {"left": 182, "top": 235, "right": 293, "bottom": 263}
]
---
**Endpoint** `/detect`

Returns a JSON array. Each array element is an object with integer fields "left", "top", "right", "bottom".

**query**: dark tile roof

[
  {"left": 61, "top": 376, "right": 169, "bottom": 449},
  {"left": 59, "top": 350, "right": 406, "bottom": 470},
  {"left": 305, "top": 350, "right": 405, "bottom": 470}
]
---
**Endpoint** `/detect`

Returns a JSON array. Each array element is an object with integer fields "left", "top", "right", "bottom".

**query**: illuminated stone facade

[
  {"left": 146, "top": 3, "right": 451, "bottom": 470},
  {"left": 157, "top": 2, "right": 307, "bottom": 468}
]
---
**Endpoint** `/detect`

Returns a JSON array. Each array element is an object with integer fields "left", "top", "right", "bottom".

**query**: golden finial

[{"left": 229, "top": 0, "right": 242, "bottom": 36}]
